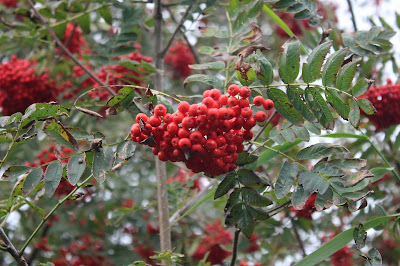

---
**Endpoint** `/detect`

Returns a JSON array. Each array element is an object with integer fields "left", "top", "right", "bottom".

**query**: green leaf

[
  {"left": 18, "top": 196, "right": 44, "bottom": 217},
  {"left": 248, "top": 0, "right": 264, "bottom": 18},
  {"left": 349, "top": 99, "right": 360, "bottom": 129},
  {"left": 98, "top": 6, "right": 112, "bottom": 25},
  {"left": 43, "top": 119, "right": 78, "bottom": 150},
  {"left": 22, "top": 168, "right": 43, "bottom": 196},
  {"left": 241, "top": 187, "right": 272, "bottom": 207},
  {"left": 77, "top": 13, "right": 90, "bottom": 34},
  {"left": 322, "top": 48, "right": 348, "bottom": 86},
  {"left": 278, "top": 39, "right": 300, "bottom": 83},
  {"left": 353, "top": 224, "right": 367, "bottom": 249},
  {"left": 298, "top": 170, "right": 329, "bottom": 194},
  {"left": 286, "top": 87, "right": 317, "bottom": 123},
  {"left": 247, "top": 205, "right": 270, "bottom": 220},
  {"left": 257, "top": 139, "right": 302, "bottom": 166},
  {"left": 67, "top": 154, "right": 86, "bottom": 185},
  {"left": 21, "top": 104, "right": 69, "bottom": 128},
  {"left": 329, "top": 159, "right": 367, "bottom": 170},
  {"left": 291, "top": 126, "right": 310, "bottom": 141},
  {"left": 235, "top": 152, "right": 258, "bottom": 166},
  {"left": 297, "top": 214, "right": 400, "bottom": 266},
  {"left": 320, "top": 132, "right": 366, "bottom": 140},
  {"left": 257, "top": 57, "right": 274, "bottom": 86},
  {"left": 116, "top": 140, "right": 136, "bottom": 161},
  {"left": 325, "top": 88, "right": 350, "bottom": 120},
  {"left": 2, "top": 166, "right": 31, "bottom": 181},
  {"left": 336, "top": 61, "right": 357, "bottom": 91},
  {"left": 238, "top": 206, "right": 256, "bottom": 238},
  {"left": 93, "top": 146, "right": 115, "bottom": 183},
  {"left": 236, "top": 67, "right": 256, "bottom": 86},
  {"left": 189, "top": 61, "right": 225, "bottom": 70},
  {"left": 106, "top": 86, "right": 136, "bottom": 114},
  {"left": 275, "top": 162, "right": 299, "bottom": 199},
  {"left": 314, "top": 188, "right": 333, "bottom": 211},
  {"left": 344, "top": 170, "right": 374, "bottom": 186},
  {"left": 53, "top": 22, "right": 67, "bottom": 40},
  {"left": 183, "top": 74, "right": 223, "bottom": 89},
  {"left": 352, "top": 79, "right": 370, "bottom": 97},
  {"left": 224, "top": 189, "right": 241, "bottom": 213},
  {"left": 225, "top": 203, "right": 244, "bottom": 227},
  {"left": 305, "top": 87, "right": 334, "bottom": 130},
  {"left": 214, "top": 172, "right": 237, "bottom": 199},
  {"left": 357, "top": 98, "right": 377, "bottom": 115},
  {"left": 365, "top": 248, "right": 382, "bottom": 266},
  {"left": 291, "top": 185, "right": 312, "bottom": 210},
  {"left": 267, "top": 88, "right": 304, "bottom": 126},
  {"left": 296, "top": 143, "right": 349, "bottom": 160},
  {"left": 274, "top": 0, "right": 296, "bottom": 10},
  {"left": 302, "top": 41, "right": 333, "bottom": 83},
  {"left": 0, "top": 113, "right": 22, "bottom": 127},
  {"left": 233, "top": 11, "right": 250, "bottom": 35},
  {"left": 370, "top": 167, "right": 391, "bottom": 183},
  {"left": 237, "top": 169, "right": 269, "bottom": 189},
  {"left": 0, "top": 133, "right": 12, "bottom": 144},
  {"left": 44, "top": 161, "right": 63, "bottom": 197},
  {"left": 313, "top": 163, "right": 345, "bottom": 177}
]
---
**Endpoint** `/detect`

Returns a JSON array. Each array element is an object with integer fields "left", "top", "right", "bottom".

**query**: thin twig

[
  {"left": 267, "top": 200, "right": 291, "bottom": 214},
  {"left": 19, "top": 174, "right": 93, "bottom": 255},
  {"left": 229, "top": 228, "right": 241, "bottom": 266},
  {"left": 25, "top": 0, "right": 116, "bottom": 96},
  {"left": 26, "top": 224, "right": 51, "bottom": 265},
  {"left": 346, "top": 0, "right": 358, "bottom": 32},
  {"left": 154, "top": 0, "right": 172, "bottom": 262},
  {"left": 0, "top": 227, "right": 28, "bottom": 266},
  {"left": 159, "top": 3, "right": 195, "bottom": 58},
  {"left": 169, "top": 179, "right": 217, "bottom": 224},
  {"left": 246, "top": 110, "right": 278, "bottom": 152},
  {"left": 290, "top": 217, "right": 307, "bottom": 256}
]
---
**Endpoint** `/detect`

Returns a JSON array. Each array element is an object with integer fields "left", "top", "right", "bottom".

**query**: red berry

[
  {"left": 263, "top": 99, "right": 274, "bottom": 110},
  {"left": 243, "top": 130, "right": 254, "bottom": 140},
  {"left": 205, "top": 139, "right": 217, "bottom": 151},
  {"left": 219, "top": 95, "right": 228, "bottom": 105},
  {"left": 218, "top": 108, "right": 229, "bottom": 120},
  {"left": 243, "top": 117, "right": 256, "bottom": 130},
  {"left": 232, "top": 117, "right": 245, "bottom": 130},
  {"left": 154, "top": 104, "right": 167, "bottom": 117},
  {"left": 148, "top": 116, "right": 161, "bottom": 127},
  {"left": 152, "top": 148, "right": 159, "bottom": 155},
  {"left": 131, "top": 124, "right": 141, "bottom": 137},
  {"left": 254, "top": 111, "right": 267, "bottom": 122},
  {"left": 196, "top": 115, "right": 208, "bottom": 127},
  {"left": 228, "top": 97, "right": 238, "bottom": 107},
  {"left": 203, "top": 90, "right": 211, "bottom": 98},
  {"left": 228, "top": 84, "right": 239, "bottom": 96},
  {"left": 178, "top": 101, "right": 190, "bottom": 113},
  {"left": 210, "top": 89, "right": 222, "bottom": 100},
  {"left": 220, "top": 120, "right": 232, "bottom": 132},
  {"left": 163, "top": 113, "right": 174, "bottom": 124},
  {"left": 158, "top": 151, "right": 168, "bottom": 161},
  {"left": 239, "top": 86, "right": 251, "bottom": 98},
  {"left": 135, "top": 113, "right": 148, "bottom": 123},
  {"left": 216, "top": 136, "right": 226, "bottom": 147},
  {"left": 171, "top": 137, "right": 180, "bottom": 148},
  {"left": 178, "top": 138, "right": 192, "bottom": 150},
  {"left": 207, "top": 108, "right": 219, "bottom": 121},
  {"left": 189, "top": 131, "right": 203, "bottom": 144},
  {"left": 202, "top": 97, "right": 215, "bottom": 108},
  {"left": 196, "top": 103, "right": 208, "bottom": 115},
  {"left": 178, "top": 128, "right": 190, "bottom": 138},
  {"left": 167, "top": 122, "right": 179, "bottom": 135},
  {"left": 238, "top": 98, "right": 250, "bottom": 108},
  {"left": 172, "top": 112, "right": 185, "bottom": 124},
  {"left": 241, "top": 107, "right": 253, "bottom": 119},
  {"left": 182, "top": 117, "right": 196, "bottom": 129},
  {"left": 253, "top": 95, "right": 264, "bottom": 106}
]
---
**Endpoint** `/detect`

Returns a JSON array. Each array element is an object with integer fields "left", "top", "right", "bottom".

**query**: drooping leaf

[
  {"left": 302, "top": 41, "right": 333, "bottom": 83},
  {"left": 98, "top": 6, "right": 112, "bottom": 25},
  {"left": 344, "top": 170, "right": 374, "bottom": 187},
  {"left": 322, "top": 48, "right": 348, "bottom": 86},
  {"left": 296, "top": 143, "right": 349, "bottom": 160},
  {"left": 325, "top": 89, "right": 350, "bottom": 120},
  {"left": 43, "top": 119, "right": 78, "bottom": 150},
  {"left": 106, "top": 86, "right": 136, "bottom": 114},
  {"left": 291, "top": 184, "right": 312, "bottom": 210},
  {"left": 329, "top": 159, "right": 367, "bottom": 170},
  {"left": 247, "top": 205, "right": 270, "bottom": 220},
  {"left": 238, "top": 206, "right": 256, "bottom": 238},
  {"left": 2, "top": 166, "right": 31, "bottom": 181},
  {"left": 18, "top": 196, "right": 45, "bottom": 217},
  {"left": 305, "top": 87, "right": 334, "bottom": 130},
  {"left": 357, "top": 98, "right": 377, "bottom": 115},
  {"left": 278, "top": 39, "right": 300, "bottom": 84},
  {"left": 93, "top": 145, "right": 115, "bottom": 183},
  {"left": 315, "top": 188, "right": 333, "bottom": 211},
  {"left": 237, "top": 169, "right": 269, "bottom": 189},
  {"left": 267, "top": 88, "right": 304, "bottom": 126},
  {"left": 241, "top": 187, "right": 272, "bottom": 207},
  {"left": 349, "top": 99, "right": 361, "bottom": 129},
  {"left": 67, "top": 154, "right": 86, "bottom": 185},
  {"left": 235, "top": 152, "right": 258, "bottom": 166},
  {"left": 365, "top": 248, "right": 382, "bottom": 266},
  {"left": 77, "top": 13, "right": 90, "bottom": 34},
  {"left": 313, "top": 163, "right": 345, "bottom": 177},
  {"left": 352, "top": 79, "right": 370, "bottom": 97},
  {"left": 44, "top": 161, "right": 63, "bottom": 197},
  {"left": 257, "top": 57, "right": 274, "bottom": 86},
  {"left": 336, "top": 61, "right": 357, "bottom": 91},
  {"left": 275, "top": 162, "right": 299, "bottom": 199},
  {"left": 353, "top": 224, "right": 367, "bottom": 249},
  {"left": 214, "top": 172, "right": 237, "bottom": 200},
  {"left": 286, "top": 87, "right": 317, "bottom": 123},
  {"left": 21, "top": 103, "right": 69, "bottom": 128},
  {"left": 225, "top": 203, "right": 243, "bottom": 227},
  {"left": 298, "top": 170, "right": 330, "bottom": 194},
  {"left": 22, "top": 168, "right": 43, "bottom": 196},
  {"left": 183, "top": 74, "right": 223, "bottom": 89},
  {"left": 189, "top": 61, "right": 225, "bottom": 70}
]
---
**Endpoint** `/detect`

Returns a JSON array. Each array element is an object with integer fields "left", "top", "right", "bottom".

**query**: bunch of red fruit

[
  {"left": 130, "top": 85, "right": 274, "bottom": 176},
  {"left": 164, "top": 40, "right": 195, "bottom": 80}
]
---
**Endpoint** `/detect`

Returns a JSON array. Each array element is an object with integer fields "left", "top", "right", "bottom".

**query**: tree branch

[
  {"left": 154, "top": 1, "right": 172, "bottom": 263},
  {"left": 159, "top": 3, "right": 195, "bottom": 58},
  {"left": 0, "top": 227, "right": 28, "bottom": 266},
  {"left": 25, "top": 0, "right": 116, "bottom": 96},
  {"left": 246, "top": 110, "right": 278, "bottom": 152},
  {"left": 346, "top": 0, "right": 358, "bottom": 32},
  {"left": 229, "top": 228, "right": 241, "bottom": 266},
  {"left": 290, "top": 217, "right": 307, "bottom": 257}
]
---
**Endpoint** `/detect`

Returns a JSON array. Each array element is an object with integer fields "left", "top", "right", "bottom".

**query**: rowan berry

[
  {"left": 203, "top": 90, "right": 211, "bottom": 98},
  {"left": 218, "top": 108, "right": 229, "bottom": 120},
  {"left": 219, "top": 95, "right": 228, "bottom": 105},
  {"left": 254, "top": 111, "right": 267, "bottom": 122},
  {"left": 239, "top": 86, "right": 251, "bottom": 98},
  {"left": 196, "top": 115, "right": 208, "bottom": 127},
  {"left": 178, "top": 101, "right": 190, "bottom": 113},
  {"left": 241, "top": 107, "right": 253, "bottom": 118},
  {"left": 158, "top": 151, "right": 168, "bottom": 161},
  {"left": 253, "top": 95, "right": 264, "bottom": 106},
  {"left": 238, "top": 98, "right": 250, "bottom": 108},
  {"left": 178, "top": 138, "right": 192, "bottom": 150},
  {"left": 207, "top": 108, "right": 219, "bottom": 121},
  {"left": 131, "top": 124, "right": 141, "bottom": 137},
  {"left": 205, "top": 139, "right": 217, "bottom": 151},
  {"left": 167, "top": 122, "right": 179, "bottom": 135},
  {"left": 154, "top": 104, "right": 167, "bottom": 117},
  {"left": 172, "top": 112, "right": 185, "bottom": 124},
  {"left": 178, "top": 128, "right": 190, "bottom": 138},
  {"left": 228, "top": 97, "right": 238, "bottom": 107},
  {"left": 228, "top": 84, "right": 239, "bottom": 96},
  {"left": 171, "top": 137, "right": 180, "bottom": 148},
  {"left": 188, "top": 104, "right": 198, "bottom": 117},
  {"left": 190, "top": 131, "right": 203, "bottom": 144},
  {"left": 163, "top": 113, "right": 174, "bottom": 124},
  {"left": 202, "top": 97, "right": 215, "bottom": 108},
  {"left": 135, "top": 113, "right": 148, "bottom": 123},
  {"left": 148, "top": 116, "right": 162, "bottom": 127},
  {"left": 243, "top": 117, "right": 256, "bottom": 130},
  {"left": 196, "top": 103, "right": 208, "bottom": 115},
  {"left": 243, "top": 130, "right": 254, "bottom": 140},
  {"left": 263, "top": 99, "right": 274, "bottom": 110},
  {"left": 182, "top": 117, "right": 196, "bottom": 129},
  {"left": 210, "top": 88, "right": 222, "bottom": 100}
]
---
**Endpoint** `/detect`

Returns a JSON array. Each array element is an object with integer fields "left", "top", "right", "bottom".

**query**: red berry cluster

[
  {"left": 0, "top": 55, "right": 64, "bottom": 115},
  {"left": 331, "top": 246, "right": 354, "bottom": 266},
  {"left": 0, "top": 0, "right": 17, "bottom": 7},
  {"left": 52, "top": 235, "right": 111, "bottom": 266},
  {"left": 34, "top": 237, "right": 51, "bottom": 251},
  {"left": 164, "top": 40, "right": 195, "bottom": 80},
  {"left": 130, "top": 85, "right": 274, "bottom": 176},
  {"left": 192, "top": 220, "right": 233, "bottom": 265},
  {"left": 60, "top": 24, "right": 87, "bottom": 55},
  {"left": 166, "top": 169, "right": 203, "bottom": 191},
  {"left": 358, "top": 79, "right": 400, "bottom": 130},
  {"left": 290, "top": 193, "right": 316, "bottom": 220},
  {"left": 70, "top": 45, "right": 153, "bottom": 100}
]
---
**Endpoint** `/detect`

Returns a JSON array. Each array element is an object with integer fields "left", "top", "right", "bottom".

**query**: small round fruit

[{"left": 154, "top": 104, "right": 167, "bottom": 117}]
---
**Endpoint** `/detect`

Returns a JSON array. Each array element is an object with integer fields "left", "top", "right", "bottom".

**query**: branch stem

[
  {"left": 346, "top": 0, "right": 358, "bottom": 32},
  {"left": 246, "top": 110, "right": 278, "bottom": 152},
  {"left": 0, "top": 228, "right": 28, "bottom": 266},
  {"left": 229, "top": 228, "right": 241, "bottom": 266}
]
